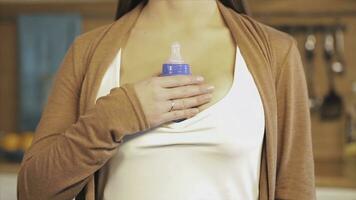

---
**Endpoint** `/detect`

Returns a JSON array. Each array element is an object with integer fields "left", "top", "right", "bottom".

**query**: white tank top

[{"left": 97, "top": 46, "right": 265, "bottom": 200}]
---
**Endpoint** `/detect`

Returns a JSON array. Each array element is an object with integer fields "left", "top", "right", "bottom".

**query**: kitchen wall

[{"left": 251, "top": 0, "right": 356, "bottom": 161}]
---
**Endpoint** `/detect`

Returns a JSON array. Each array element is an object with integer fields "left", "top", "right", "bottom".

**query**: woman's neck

[{"left": 136, "top": 0, "right": 226, "bottom": 30}]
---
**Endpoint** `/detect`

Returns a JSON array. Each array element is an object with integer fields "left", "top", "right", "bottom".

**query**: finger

[
  {"left": 161, "top": 108, "right": 200, "bottom": 122},
  {"left": 157, "top": 75, "right": 204, "bottom": 88},
  {"left": 166, "top": 84, "right": 214, "bottom": 99},
  {"left": 168, "top": 93, "right": 212, "bottom": 110}
]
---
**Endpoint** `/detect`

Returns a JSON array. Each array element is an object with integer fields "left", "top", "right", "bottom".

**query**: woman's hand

[{"left": 133, "top": 74, "right": 215, "bottom": 127}]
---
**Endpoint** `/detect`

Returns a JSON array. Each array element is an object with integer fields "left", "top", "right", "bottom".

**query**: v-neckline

[{"left": 117, "top": 45, "right": 240, "bottom": 129}]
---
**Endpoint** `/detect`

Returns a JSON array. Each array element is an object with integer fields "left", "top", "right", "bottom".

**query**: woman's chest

[
  {"left": 112, "top": 35, "right": 266, "bottom": 154},
  {"left": 119, "top": 29, "right": 236, "bottom": 110}
]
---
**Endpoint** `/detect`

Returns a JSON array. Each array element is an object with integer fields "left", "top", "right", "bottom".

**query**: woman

[{"left": 18, "top": 0, "right": 316, "bottom": 199}]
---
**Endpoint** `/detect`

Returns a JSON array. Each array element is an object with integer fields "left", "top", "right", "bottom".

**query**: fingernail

[
  {"left": 196, "top": 76, "right": 204, "bottom": 82},
  {"left": 207, "top": 85, "right": 215, "bottom": 91}
]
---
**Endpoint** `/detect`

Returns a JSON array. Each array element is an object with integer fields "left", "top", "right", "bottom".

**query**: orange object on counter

[{"left": 1, "top": 133, "right": 21, "bottom": 151}]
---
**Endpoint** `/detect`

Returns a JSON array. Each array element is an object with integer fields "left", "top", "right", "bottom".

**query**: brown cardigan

[{"left": 17, "top": 1, "right": 316, "bottom": 199}]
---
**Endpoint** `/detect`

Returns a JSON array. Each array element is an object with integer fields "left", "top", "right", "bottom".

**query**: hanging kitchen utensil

[
  {"left": 345, "top": 112, "right": 355, "bottom": 143},
  {"left": 332, "top": 25, "right": 346, "bottom": 75},
  {"left": 320, "top": 30, "right": 344, "bottom": 120},
  {"left": 304, "top": 29, "right": 321, "bottom": 113}
]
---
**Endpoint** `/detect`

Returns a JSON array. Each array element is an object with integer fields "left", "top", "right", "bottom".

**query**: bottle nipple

[{"left": 167, "top": 42, "right": 185, "bottom": 64}]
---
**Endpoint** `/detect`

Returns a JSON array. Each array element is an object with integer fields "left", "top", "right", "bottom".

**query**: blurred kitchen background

[{"left": 1, "top": 0, "right": 356, "bottom": 199}]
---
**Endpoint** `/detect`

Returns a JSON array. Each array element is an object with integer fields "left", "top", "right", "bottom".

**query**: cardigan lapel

[
  {"left": 80, "top": 2, "right": 145, "bottom": 113},
  {"left": 80, "top": 5, "right": 146, "bottom": 199},
  {"left": 83, "top": 1, "right": 278, "bottom": 199},
  {"left": 216, "top": 1, "right": 277, "bottom": 199}
]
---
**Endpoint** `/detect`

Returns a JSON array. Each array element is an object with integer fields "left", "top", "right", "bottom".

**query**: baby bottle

[{"left": 161, "top": 42, "right": 192, "bottom": 122}]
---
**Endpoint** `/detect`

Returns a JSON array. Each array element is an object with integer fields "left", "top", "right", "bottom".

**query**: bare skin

[{"left": 123, "top": 0, "right": 236, "bottom": 127}]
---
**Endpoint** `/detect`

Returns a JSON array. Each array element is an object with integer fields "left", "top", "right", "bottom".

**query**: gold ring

[{"left": 169, "top": 100, "right": 176, "bottom": 112}]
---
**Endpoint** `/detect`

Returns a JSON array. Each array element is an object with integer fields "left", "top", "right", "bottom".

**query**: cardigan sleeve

[
  {"left": 275, "top": 38, "right": 316, "bottom": 199},
  {"left": 17, "top": 37, "right": 150, "bottom": 200}
]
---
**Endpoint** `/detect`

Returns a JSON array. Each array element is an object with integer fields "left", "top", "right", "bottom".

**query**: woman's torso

[{"left": 99, "top": 25, "right": 265, "bottom": 199}]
